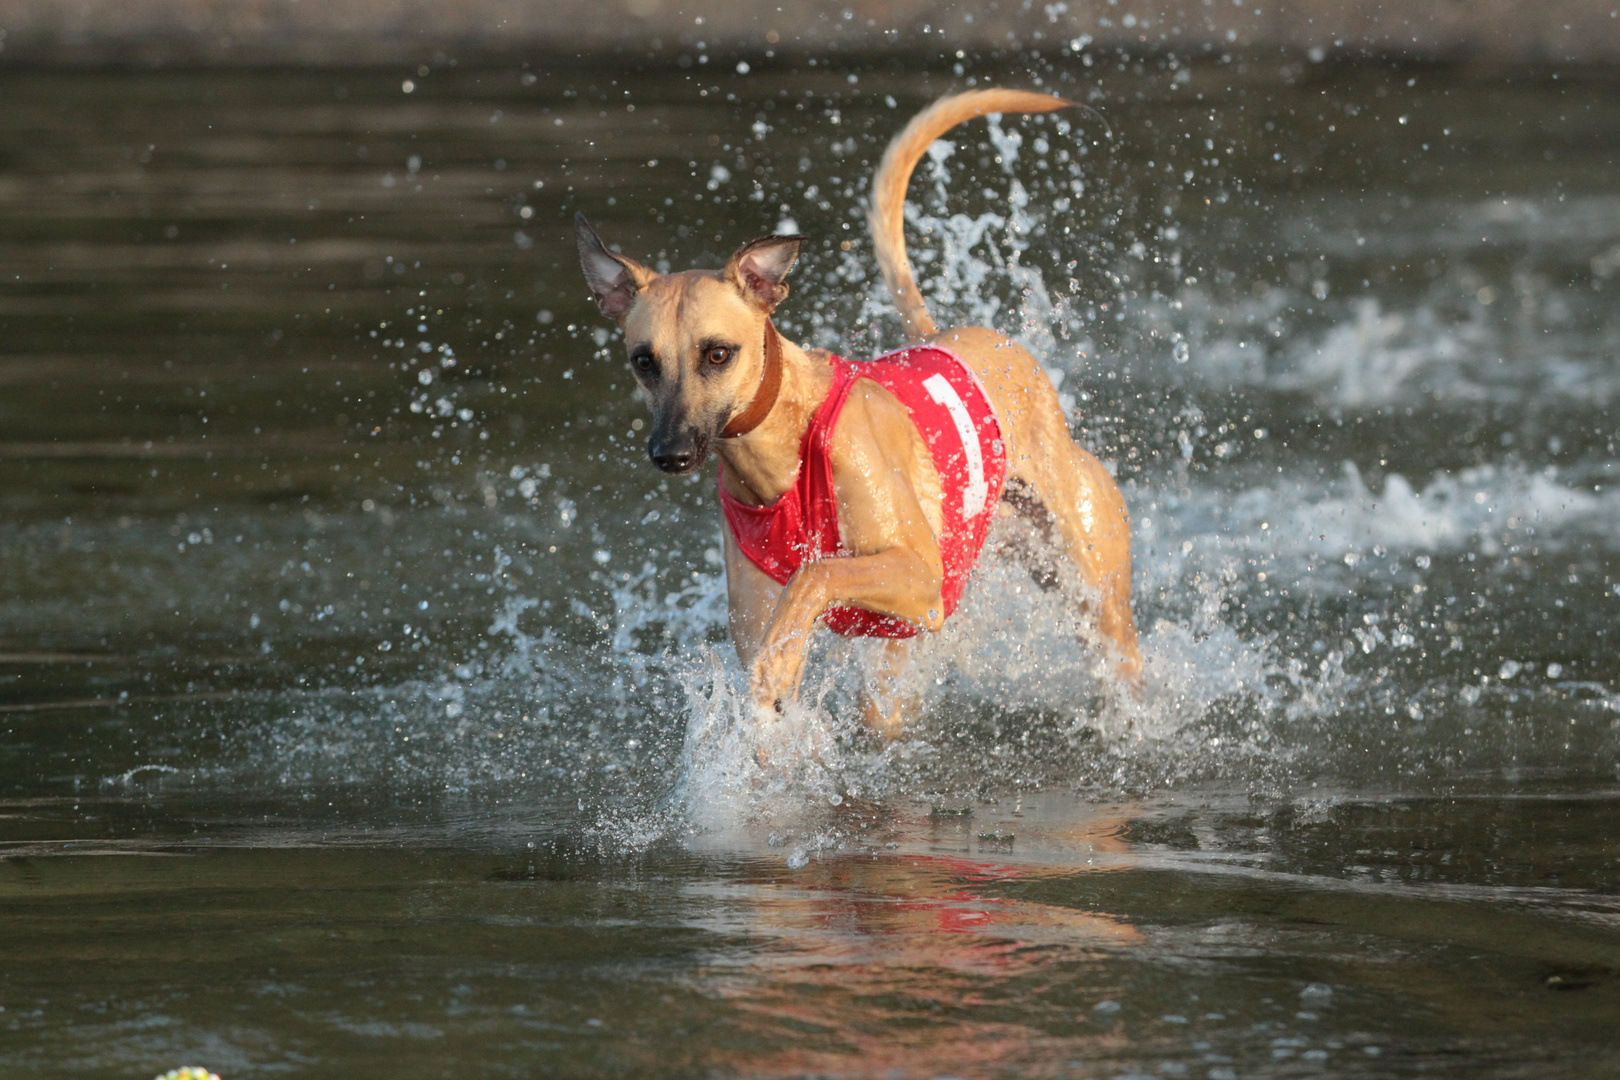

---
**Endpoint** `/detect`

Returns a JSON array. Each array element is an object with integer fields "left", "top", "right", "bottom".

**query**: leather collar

[{"left": 720, "top": 319, "right": 783, "bottom": 438}]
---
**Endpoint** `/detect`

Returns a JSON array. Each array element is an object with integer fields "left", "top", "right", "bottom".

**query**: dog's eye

[
  {"left": 631, "top": 352, "right": 655, "bottom": 374},
  {"left": 705, "top": 346, "right": 731, "bottom": 366}
]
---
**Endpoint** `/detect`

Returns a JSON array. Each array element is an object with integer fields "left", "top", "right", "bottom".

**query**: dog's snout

[{"left": 649, "top": 431, "right": 705, "bottom": 474}]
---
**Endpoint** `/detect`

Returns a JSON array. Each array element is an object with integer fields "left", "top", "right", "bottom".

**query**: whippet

[{"left": 576, "top": 88, "right": 1140, "bottom": 735}]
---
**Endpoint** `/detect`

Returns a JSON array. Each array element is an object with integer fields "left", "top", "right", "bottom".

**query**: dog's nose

[
  {"left": 649, "top": 427, "right": 705, "bottom": 474},
  {"left": 651, "top": 448, "right": 695, "bottom": 473}
]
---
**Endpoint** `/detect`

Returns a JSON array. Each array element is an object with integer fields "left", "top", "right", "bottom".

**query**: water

[{"left": 1, "top": 53, "right": 1618, "bottom": 1077}]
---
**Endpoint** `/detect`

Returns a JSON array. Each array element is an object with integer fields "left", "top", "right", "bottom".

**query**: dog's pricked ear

[
  {"left": 725, "top": 234, "right": 803, "bottom": 312},
  {"left": 575, "top": 212, "right": 652, "bottom": 322}
]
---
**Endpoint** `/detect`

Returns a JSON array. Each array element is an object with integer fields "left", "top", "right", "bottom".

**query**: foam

[{"left": 1135, "top": 460, "right": 1619, "bottom": 603}]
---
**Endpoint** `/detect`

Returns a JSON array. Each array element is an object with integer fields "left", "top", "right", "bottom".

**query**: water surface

[{"left": 2, "top": 53, "right": 1618, "bottom": 1078}]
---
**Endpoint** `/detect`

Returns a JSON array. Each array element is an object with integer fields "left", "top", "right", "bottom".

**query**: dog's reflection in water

[{"left": 687, "top": 806, "right": 1142, "bottom": 1072}]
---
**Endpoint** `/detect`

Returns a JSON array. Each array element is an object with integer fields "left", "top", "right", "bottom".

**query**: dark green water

[{"left": 2, "top": 52, "right": 1618, "bottom": 1078}]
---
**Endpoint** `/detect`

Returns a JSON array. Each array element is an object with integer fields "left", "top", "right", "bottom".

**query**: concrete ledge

[{"left": 0, "top": 0, "right": 1617, "bottom": 65}]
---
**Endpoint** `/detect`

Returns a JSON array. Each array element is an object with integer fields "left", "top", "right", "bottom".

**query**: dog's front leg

[
  {"left": 749, "top": 547, "right": 943, "bottom": 713},
  {"left": 722, "top": 525, "right": 783, "bottom": 674}
]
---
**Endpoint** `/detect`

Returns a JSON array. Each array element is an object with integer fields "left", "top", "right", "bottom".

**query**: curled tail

[{"left": 867, "top": 89, "right": 1074, "bottom": 343}]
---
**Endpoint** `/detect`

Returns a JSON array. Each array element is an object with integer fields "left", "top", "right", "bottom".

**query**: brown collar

[{"left": 720, "top": 319, "right": 784, "bottom": 438}]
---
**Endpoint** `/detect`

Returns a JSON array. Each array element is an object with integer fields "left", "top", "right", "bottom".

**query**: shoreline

[{"left": 0, "top": 0, "right": 1617, "bottom": 66}]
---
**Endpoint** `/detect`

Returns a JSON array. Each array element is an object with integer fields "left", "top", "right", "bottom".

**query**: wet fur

[{"left": 577, "top": 88, "right": 1142, "bottom": 737}]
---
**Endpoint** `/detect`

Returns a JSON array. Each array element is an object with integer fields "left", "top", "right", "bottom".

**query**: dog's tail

[{"left": 867, "top": 89, "right": 1074, "bottom": 342}]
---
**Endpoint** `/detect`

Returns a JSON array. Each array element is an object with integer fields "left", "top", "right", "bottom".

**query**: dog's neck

[{"left": 715, "top": 324, "right": 833, "bottom": 507}]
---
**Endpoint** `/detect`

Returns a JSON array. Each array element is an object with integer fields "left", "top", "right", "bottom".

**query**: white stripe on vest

[{"left": 921, "top": 372, "right": 988, "bottom": 519}]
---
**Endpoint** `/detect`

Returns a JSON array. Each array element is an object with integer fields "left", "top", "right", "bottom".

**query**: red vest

[{"left": 719, "top": 345, "right": 1008, "bottom": 638}]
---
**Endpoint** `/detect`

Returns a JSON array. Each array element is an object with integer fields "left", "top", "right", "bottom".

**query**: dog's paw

[{"left": 749, "top": 642, "right": 806, "bottom": 716}]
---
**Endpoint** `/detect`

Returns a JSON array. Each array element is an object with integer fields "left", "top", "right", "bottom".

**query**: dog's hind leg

[
  {"left": 931, "top": 326, "right": 1142, "bottom": 685},
  {"left": 1006, "top": 446, "right": 1142, "bottom": 685}
]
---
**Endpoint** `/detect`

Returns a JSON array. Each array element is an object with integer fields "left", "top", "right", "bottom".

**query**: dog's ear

[
  {"left": 724, "top": 234, "right": 803, "bottom": 313},
  {"left": 576, "top": 213, "right": 653, "bottom": 322}
]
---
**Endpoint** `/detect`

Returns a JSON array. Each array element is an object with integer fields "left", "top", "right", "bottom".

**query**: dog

[{"left": 575, "top": 88, "right": 1141, "bottom": 736}]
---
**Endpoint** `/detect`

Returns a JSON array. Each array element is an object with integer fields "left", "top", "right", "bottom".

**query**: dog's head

[{"left": 575, "top": 213, "right": 801, "bottom": 475}]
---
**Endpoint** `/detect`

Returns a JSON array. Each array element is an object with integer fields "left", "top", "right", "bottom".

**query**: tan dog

[{"left": 576, "top": 88, "right": 1140, "bottom": 735}]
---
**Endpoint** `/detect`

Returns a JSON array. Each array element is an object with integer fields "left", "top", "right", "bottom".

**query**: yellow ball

[{"left": 154, "top": 1069, "right": 222, "bottom": 1080}]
